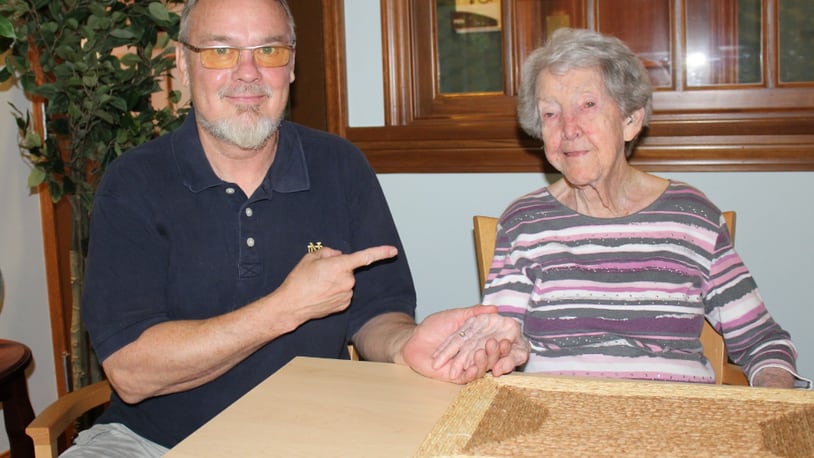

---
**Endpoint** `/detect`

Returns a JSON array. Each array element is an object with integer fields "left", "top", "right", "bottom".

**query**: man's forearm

[{"left": 103, "top": 295, "right": 296, "bottom": 403}]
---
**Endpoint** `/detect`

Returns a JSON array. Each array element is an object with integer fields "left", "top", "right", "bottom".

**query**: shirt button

[
  {"left": 245, "top": 208, "right": 253, "bottom": 217},
  {"left": 225, "top": 187, "right": 236, "bottom": 195},
  {"left": 246, "top": 237, "right": 255, "bottom": 247}
]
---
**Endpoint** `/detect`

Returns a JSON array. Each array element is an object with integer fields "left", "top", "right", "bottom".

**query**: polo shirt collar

[{"left": 173, "top": 109, "right": 310, "bottom": 194}]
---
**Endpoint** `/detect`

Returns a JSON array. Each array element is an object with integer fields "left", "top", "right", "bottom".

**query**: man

[{"left": 67, "top": 0, "right": 527, "bottom": 455}]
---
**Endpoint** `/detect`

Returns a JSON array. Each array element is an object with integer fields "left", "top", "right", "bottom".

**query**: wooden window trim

[{"left": 322, "top": 0, "right": 814, "bottom": 173}]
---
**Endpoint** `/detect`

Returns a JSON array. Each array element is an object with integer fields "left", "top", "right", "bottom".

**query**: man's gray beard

[{"left": 199, "top": 110, "right": 280, "bottom": 150}]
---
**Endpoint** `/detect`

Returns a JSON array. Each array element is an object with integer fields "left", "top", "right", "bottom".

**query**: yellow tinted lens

[
  {"left": 254, "top": 46, "right": 290, "bottom": 67},
  {"left": 199, "top": 47, "right": 239, "bottom": 69}
]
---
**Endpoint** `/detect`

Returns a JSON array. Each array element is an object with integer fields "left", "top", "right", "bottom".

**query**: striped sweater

[{"left": 485, "top": 181, "right": 798, "bottom": 383}]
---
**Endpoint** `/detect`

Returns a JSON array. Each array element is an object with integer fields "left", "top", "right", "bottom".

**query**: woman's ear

[{"left": 623, "top": 107, "right": 646, "bottom": 142}]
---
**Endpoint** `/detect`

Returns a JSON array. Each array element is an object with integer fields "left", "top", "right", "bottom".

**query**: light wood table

[{"left": 165, "top": 357, "right": 461, "bottom": 457}]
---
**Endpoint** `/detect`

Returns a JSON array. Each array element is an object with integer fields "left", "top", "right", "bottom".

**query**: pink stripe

[{"left": 537, "top": 280, "right": 701, "bottom": 295}]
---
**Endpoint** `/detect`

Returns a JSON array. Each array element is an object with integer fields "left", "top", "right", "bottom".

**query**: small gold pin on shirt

[{"left": 307, "top": 242, "right": 323, "bottom": 253}]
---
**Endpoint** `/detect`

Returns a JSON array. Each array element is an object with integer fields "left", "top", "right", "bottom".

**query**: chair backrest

[
  {"left": 472, "top": 213, "right": 747, "bottom": 385},
  {"left": 473, "top": 215, "right": 499, "bottom": 290}
]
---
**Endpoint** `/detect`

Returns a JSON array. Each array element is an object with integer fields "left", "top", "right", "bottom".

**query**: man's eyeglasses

[{"left": 180, "top": 42, "right": 295, "bottom": 69}]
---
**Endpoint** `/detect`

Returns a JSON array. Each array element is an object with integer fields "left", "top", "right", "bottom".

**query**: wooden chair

[
  {"left": 26, "top": 344, "right": 360, "bottom": 457},
  {"left": 26, "top": 380, "right": 111, "bottom": 458},
  {"left": 473, "top": 214, "right": 748, "bottom": 386}
]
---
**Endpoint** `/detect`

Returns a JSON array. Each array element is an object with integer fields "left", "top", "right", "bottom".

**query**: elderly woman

[{"left": 434, "top": 28, "right": 808, "bottom": 389}]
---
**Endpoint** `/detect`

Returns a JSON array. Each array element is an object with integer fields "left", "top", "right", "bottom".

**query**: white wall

[
  {"left": 0, "top": 84, "right": 58, "bottom": 451},
  {"left": 345, "top": 0, "right": 814, "bottom": 379}
]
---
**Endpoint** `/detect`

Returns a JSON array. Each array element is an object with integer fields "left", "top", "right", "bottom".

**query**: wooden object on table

[
  {"left": 165, "top": 357, "right": 461, "bottom": 457},
  {"left": 473, "top": 213, "right": 748, "bottom": 386},
  {"left": 0, "top": 339, "right": 35, "bottom": 458},
  {"left": 25, "top": 381, "right": 111, "bottom": 458},
  {"left": 418, "top": 372, "right": 814, "bottom": 457}
]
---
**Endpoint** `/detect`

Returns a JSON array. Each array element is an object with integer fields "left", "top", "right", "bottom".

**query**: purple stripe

[{"left": 525, "top": 316, "right": 695, "bottom": 335}]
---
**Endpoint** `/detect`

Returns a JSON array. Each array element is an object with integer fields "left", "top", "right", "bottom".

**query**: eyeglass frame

[{"left": 179, "top": 41, "right": 296, "bottom": 69}]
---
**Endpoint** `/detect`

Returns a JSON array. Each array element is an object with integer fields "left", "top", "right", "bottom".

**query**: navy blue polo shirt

[{"left": 81, "top": 110, "right": 416, "bottom": 447}]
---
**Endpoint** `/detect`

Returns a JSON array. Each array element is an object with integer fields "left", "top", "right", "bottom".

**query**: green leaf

[
  {"left": 81, "top": 26, "right": 96, "bottom": 42},
  {"left": 32, "top": 84, "right": 60, "bottom": 100},
  {"left": 20, "top": 74, "right": 37, "bottom": 93},
  {"left": 120, "top": 53, "right": 142, "bottom": 67},
  {"left": 94, "top": 110, "right": 115, "bottom": 124},
  {"left": 169, "top": 90, "right": 182, "bottom": 104},
  {"left": 66, "top": 103, "right": 82, "bottom": 119},
  {"left": 108, "top": 96, "right": 129, "bottom": 113},
  {"left": 116, "top": 128, "right": 129, "bottom": 144},
  {"left": 65, "top": 18, "right": 80, "bottom": 31},
  {"left": 39, "top": 22, "right": 59, "bottom": 42},
  {"left": 110, "top": 11, "right": 127, "bottom": 25},
  {"left": 0, "top": 67, "right": 12, "bottom": 83},
  {"left": 55, "top": 45, "right": 78, "bottom": 61},
  {"left": 24, "top": 130, "right": 43, "bottom": 149},
  {"left": 54, "top": 63, "right": 74, "bottom": 81},
  {"left": 46, "top": 0, "right": 61, "bottom": 19},
  {"left": 28, "top": 168, "right": 46, "bottom": 188},
  {"left": 110, "top": 28, "right": 135, "bottom": 39},
  {"left": 148, "top": 3, "right": 171, "bottom": 22},
  {"left": 0, "top": 15, "right": 15, "bottom": 39},
  {"left": 48, "top": 181, "right": 64, "bottom": 203},
  {"left": 83, "top": 75, "right": 99, "bottom": 87}
]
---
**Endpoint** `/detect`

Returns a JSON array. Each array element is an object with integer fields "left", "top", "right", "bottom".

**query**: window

[{"left": 322, "top": 0, "right": 814, "bottom": 172}]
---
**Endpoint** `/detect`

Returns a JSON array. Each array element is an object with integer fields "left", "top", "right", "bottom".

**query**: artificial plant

[{"left": 0, "top": 0, "right": 186, "bottom": 392}]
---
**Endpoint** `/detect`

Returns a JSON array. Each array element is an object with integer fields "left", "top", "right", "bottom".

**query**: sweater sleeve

[
  {"left": 702, "top": 214, "right": 805, "bottom": 385},
  {"left": 484, "top": 221, "right": 535, "bottom": 325}
]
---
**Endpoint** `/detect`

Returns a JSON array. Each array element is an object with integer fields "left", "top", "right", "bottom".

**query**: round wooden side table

[{"left": 0, "top": 339, "right": 35, "bottom": 458}]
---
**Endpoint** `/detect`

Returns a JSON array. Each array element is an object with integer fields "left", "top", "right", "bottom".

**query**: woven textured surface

[{"left": 416, "top": 375, "right": 814, "bottom": 457}]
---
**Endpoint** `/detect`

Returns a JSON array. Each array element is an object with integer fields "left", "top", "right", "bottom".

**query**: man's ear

[
  {"left": 176, "top": 44, "right": 190, "bottom": 87},
  {"left": 289, "top": 53, "right": 296, "bottom": 84}
]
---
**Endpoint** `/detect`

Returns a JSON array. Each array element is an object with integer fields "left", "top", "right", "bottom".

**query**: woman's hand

[
  {"left": 752, "top": 367, "right": 796, "bottom": 388},
  {"left": 400, "top": 306, "right": 526, "bottom": 384},
  {"left": 431, "top": 312, "right": 529, "bottom": 382}
]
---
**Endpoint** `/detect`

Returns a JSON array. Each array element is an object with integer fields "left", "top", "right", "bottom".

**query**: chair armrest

[
  {"left": 26, "top": 381, "right": 111, "bottom": 458},
  {"left": 722, "top": 363, "right": 749, "bottom": 386}
]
